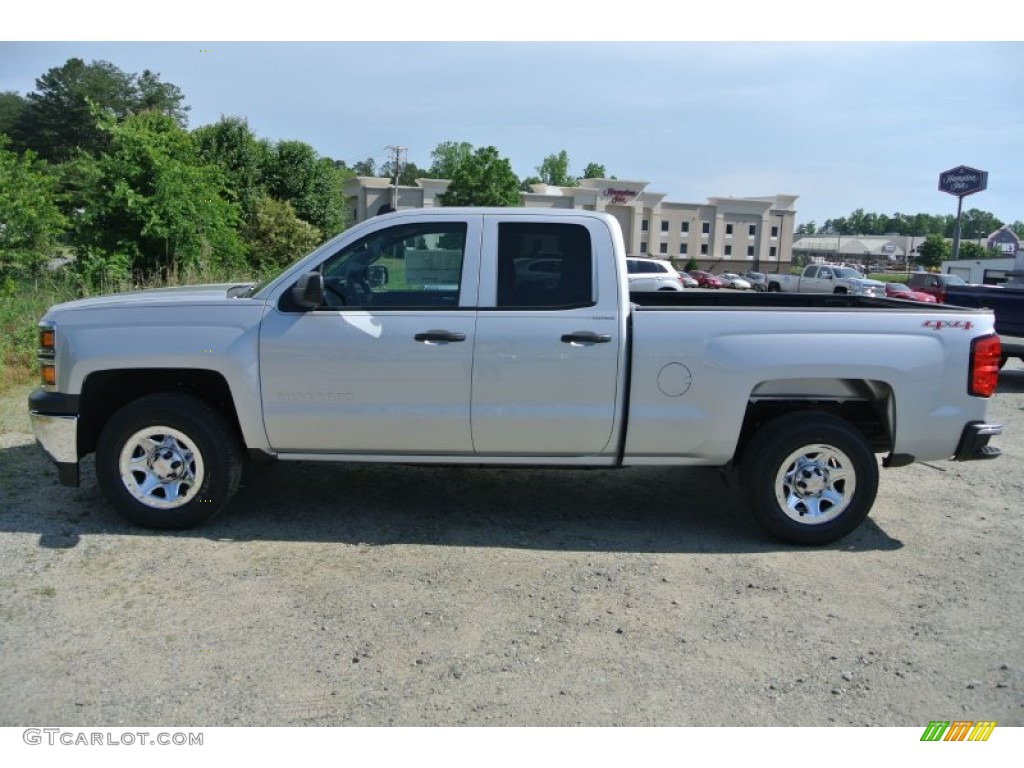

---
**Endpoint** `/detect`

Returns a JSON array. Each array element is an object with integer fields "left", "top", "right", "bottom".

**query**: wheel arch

[
  {"left": 78, "top": 368, "right": 244, "bottom": 458},
  {"left": 734, "top": 378, "right": 894, "bottom": 463}
]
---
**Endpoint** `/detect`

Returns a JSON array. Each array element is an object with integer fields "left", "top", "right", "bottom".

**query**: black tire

[
  {"left": 740, "top": 412, "right": 879, "bottom": 545},
  {"left": 95, "top": 393, "right": 243, "bottom": 529}
]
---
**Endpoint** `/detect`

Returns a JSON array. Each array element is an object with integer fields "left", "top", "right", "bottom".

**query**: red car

[
  {"left": 906, "top": 272, "right": 967, "bottom": 302},
  {"left": 690, "top": 270, "right": 724, "bottom": 289},
  {"left": 885, "top": 282, "right": 938, "bottom": 303}
]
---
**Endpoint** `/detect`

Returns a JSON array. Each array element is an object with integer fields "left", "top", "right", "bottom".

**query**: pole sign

[{"left": 938, "top": 165, "right": 988, "bottom": 197}]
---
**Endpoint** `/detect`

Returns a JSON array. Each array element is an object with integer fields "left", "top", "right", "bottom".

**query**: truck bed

[{"left": 629, "top": 291, "right": 979, "bottom": 312}]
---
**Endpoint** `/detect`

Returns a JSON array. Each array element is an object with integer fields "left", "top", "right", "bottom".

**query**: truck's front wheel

[
  {"left": 741, "top": 412, "right": 878, "bottom": 545},
  {"left": 96, "top": 393, "right": 243, "bottom": 529}
]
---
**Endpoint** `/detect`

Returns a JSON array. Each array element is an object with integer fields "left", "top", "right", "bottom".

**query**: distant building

[
  {"left": 942, "top": 225, "right": 1023, "bottom": 285},
  {"left": 343, "top": 176, "right": 798, "bottom": 273},
  {"left": 792, "top": 235, "right": 906, "bottom": 265},
  {"left": 794, "top": 226, "right": 1022, "bottom": 269},
  {"left": 986, "top": 225, "right": 1020, "bottom": 259}
]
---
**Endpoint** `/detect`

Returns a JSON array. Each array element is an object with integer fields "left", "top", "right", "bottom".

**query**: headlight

[{"left": 38, "top": 323, "right": 56, "bottom": 389}]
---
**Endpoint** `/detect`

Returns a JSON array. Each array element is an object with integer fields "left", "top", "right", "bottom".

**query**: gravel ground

[{"left": 1, "top": 361, "right": 1022, "bottom": 726}]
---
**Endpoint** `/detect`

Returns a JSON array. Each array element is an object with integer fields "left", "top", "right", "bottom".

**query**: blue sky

[{"left": 3, "top": 9, "right": 1022, "bottom": 229}]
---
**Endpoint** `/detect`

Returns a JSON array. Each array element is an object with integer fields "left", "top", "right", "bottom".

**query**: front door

[{"left": 260, "top": 216, "right": 482, "bottom": 454}]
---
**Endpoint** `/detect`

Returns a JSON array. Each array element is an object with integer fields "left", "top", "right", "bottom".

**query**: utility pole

[{"left": 385, "top": 145, "right": 407, "bottom": 210}]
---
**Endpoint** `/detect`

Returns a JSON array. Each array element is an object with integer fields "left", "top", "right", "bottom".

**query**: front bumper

[
  {"left": 28, "top": 389, "right": 81, "bottom": 486},
  {"left": 953, "top": 421, "right": 1003, "bottom": 461}
]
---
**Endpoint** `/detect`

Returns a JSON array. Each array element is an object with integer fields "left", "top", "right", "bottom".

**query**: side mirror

[{"left": 291, "top": 272, "right": 325, "bottom": 310}]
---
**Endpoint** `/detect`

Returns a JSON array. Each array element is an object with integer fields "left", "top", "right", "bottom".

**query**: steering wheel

[{"left": 324, "top": 278, "right": 374, "bottom": 308}]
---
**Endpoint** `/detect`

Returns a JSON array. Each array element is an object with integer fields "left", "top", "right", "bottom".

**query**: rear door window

[{"left": 496, "top": 223, "right": 594, "bottom": 308}]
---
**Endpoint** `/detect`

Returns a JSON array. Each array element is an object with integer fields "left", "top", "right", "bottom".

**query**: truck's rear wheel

[
  {"left": 741, "top": 412, "right": 878, "bottom": 545},
  {"left": 96, "top": 393, "right": 243, "bottom": 529}
]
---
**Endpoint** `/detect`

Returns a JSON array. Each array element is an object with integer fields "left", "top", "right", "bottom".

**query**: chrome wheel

[
  {"left": 118, "top": 426, "right": 205, "bottom": 510},
  {"left": 741, "top": 412, "right": 878, "bottom": 545},
  {"left": 774, "top": 443, "right": 855, "bottom": 525}
]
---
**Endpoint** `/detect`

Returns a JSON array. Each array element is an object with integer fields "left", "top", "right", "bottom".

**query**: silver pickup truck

[
  {"left": 768, "top": 264, "right": 886, "bottom": 296},
  {"left": 28, "top": 209, "right": 1003, "bottom": 544}
]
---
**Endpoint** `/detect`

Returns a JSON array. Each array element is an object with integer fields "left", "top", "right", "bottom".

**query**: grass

[
  {"left": 0, "top": 263, "right": 258, "bottom": 395},
  {"left": 0, "top": 286, "right": 72, "bottom": 393}
]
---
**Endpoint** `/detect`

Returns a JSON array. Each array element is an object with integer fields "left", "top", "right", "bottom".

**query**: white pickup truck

[
  {"left": 768, "top": 264, "right": 886, "bottom": 296},
  {"left": 29, "top": 209, "right": 1003, "bottom": 544}
]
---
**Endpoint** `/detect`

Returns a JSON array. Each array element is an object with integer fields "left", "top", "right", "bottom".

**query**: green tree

[
  {"left": 796, "top": 222, "right": 818, "bottom": 235},
  {"left": 824, "top": 217, "right": 848, "bottom": 235},
  {"left": 0, "top": 91, "right": 28, "bottom": 146},
  {"left": 1010, "top": 221, "right": 1024, "bottom": 238},
  {"left": 243, "top": 194, "right": 322, "bottom": 273},
  {"left": 18, "top": 58, "right": 190, "bottom": 162},
  {"left": 350, "top": 157, "right": 377, "bottom": 176},
  {"left": 264, "top": 140, "right": 345, "bottom": 237},
  {"left": 916, "top": 234, "right": 951, "bottom": 270},
  {"left": 428, "top": 140, "right": 473, "bottom": 179},
  {"left": 0, "top": 139, "right": 68, "bottom": 282},
  {"left": 536, "top": 150, "right": 576, "bottom": 187},
  {"left": 380, "top": 158, "right": 425, "bottom": 186},
  {"left": 192, "top": 116, "right": 270, "bottom": 224},
  {"left": 134, "top": 70, "right": 189, "bottom": 124},
  {"left": 957, "top": 208, "right": 1003, "bottom": 239},
  {"left": 582, "top": 162, "right": 606, "bottom": 179},
  {"left": 74, "top": 111, "right": 243, "bottom": 281},
  {"left": 437, "top": 146, "right": 520, "bottom": 207},
  {"left": 519, "top": 175, "right": 542, "bottom": 191},
  {"left": 957, "top": 242, "right": 989, "bottom": 260}
]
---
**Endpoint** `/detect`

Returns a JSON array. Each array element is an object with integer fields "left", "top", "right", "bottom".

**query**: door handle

[
  {"left": 415, "top": 330, "right": 467, "bottom": 343},
  {"left": 561, "top": 331, "right": 612, "bottom": 344}
]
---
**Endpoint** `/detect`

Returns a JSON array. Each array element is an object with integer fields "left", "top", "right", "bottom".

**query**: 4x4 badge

[{"left": 923, "top": 319, "right": 974, "bottom": 331}]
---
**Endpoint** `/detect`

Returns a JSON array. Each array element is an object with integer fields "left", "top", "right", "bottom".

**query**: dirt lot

[{"left": 1, "top": 362, "right": 1022, "bottom": 727}]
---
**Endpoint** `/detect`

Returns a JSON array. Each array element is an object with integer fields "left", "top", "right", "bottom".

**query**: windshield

[{"left": 941, "top": 274, "right": 967, "bottom": 286}]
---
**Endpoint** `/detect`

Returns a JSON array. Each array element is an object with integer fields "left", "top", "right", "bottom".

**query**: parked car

[
  {"left": 743, "top": 271, "right": 768, "bottom": 292},
  {"left": 768, "top": 265, "right": 886, "bottom": 296},
  {"left": 884, "top": 282, "right": 938, "bottom": 303},
  {"left": 676, "top": 270, "right": 699, "bottom": 288},
  {"left": 625, "top": 257, "right": 684, "bottom": 292},
  {"left": 720, "top": 273, "right": 752, "bottom": 290},
  {"left": 690, "top": 270, "right": 724, "bottom": 289},
  {"left": 907, "top": 272, "right": 968, "bottom": 303}
]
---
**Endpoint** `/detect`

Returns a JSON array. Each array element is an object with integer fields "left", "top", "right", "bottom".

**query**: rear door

[{"left": 471, "top": 215, "right": 626, "bottom": 458}]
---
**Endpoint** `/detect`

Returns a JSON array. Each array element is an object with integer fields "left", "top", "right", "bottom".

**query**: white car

[
  {"left": 720, "top": 272, "right": 751, "bottom": 290},
  {"left": 625, "top": 258, "right": 684, "bottom": 292}
]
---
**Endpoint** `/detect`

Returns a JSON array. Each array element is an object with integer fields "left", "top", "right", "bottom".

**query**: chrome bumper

[{"left": 29, "top": 411, "right": 80, "bottom": 486}]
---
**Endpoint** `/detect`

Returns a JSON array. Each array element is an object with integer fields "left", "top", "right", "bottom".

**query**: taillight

[{"left": 968, "top": 334, "right": 1001, "bottom": 397}]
